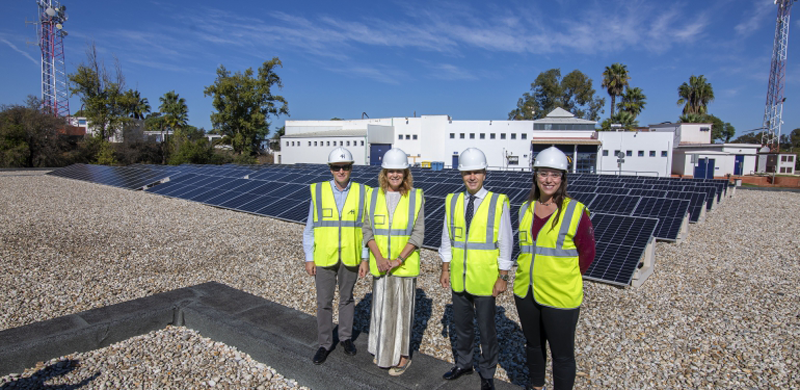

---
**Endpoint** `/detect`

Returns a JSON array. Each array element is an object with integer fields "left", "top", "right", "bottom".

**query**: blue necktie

[{"left": 465, "top": 194, "right": 475, "bottom": 233}]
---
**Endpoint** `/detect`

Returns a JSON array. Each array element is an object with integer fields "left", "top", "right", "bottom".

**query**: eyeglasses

[
  {"left": 536, "top": 171, "right": 563, "bottom": 179},
  {"left": 330, "top": 164, "right": 353, "bottom": 172}
]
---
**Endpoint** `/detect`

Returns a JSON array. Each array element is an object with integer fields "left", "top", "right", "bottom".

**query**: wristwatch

[{"left": 499, "top": 274, "right": 510, "bottom": 282}]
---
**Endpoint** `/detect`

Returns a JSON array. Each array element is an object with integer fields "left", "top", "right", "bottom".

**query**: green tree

[
  {"left": 204, "top": 57, "right": 289, "bottom": 156},
  {"left": 617, "top": 87, "right": 647, "bottom": 119},
  {"left": 677, "top": 75, "right": 715, "bottom": 116},
  {"left": 508, "top": 68, "right": 605, "bottom": 121},
  {"left": 68, "top": 44, "right": 128, "bottom": 141},
  {"left": 599, "top": 111, "right": 638, "bottom": 131},
  {"left": 0, "top": 97, "right": 69, "bottom": 167},
  {"left": 732, "top": 131, "right": 766, "bottom": 144},
  {"left": 678, "top": 113, "right": 705, "bottom": 124},
  {"left": 158, "top": 91, "right": 188, "bottom": 132},
  {"left": 121, "top": 90, "right": 151, "bottom": 120},
  {"left": 703, "top": 114, "right": 736, "bottom": 143},
  {"left": 270, "top": 125, "right": 285, "bottom": 151},
  {"left": 601, "top": 63, "right": 630, "bottom": 119}
]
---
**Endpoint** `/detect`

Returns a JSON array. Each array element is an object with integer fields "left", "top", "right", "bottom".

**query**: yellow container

[{"left": 421, "top": 161, "right": 432, "bottom": 168}]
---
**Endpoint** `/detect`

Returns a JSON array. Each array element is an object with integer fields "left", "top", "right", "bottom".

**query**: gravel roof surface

[{"left": 1, "top": 174, "right": 798, "bottom": 389}]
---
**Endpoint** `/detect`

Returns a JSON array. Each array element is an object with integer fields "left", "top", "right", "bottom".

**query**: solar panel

[
  {"left": 587, "top": 194, "right": 641, "bottom": 215},
  {"left": 585, "top": 213, "right": 658, "bottom": 286}
]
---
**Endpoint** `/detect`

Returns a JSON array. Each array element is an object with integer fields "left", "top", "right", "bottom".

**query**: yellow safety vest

[
  {"left": 366, "top": 188, "right": 423, "bottom": 277},
  {"left": 445, "top": 191, "right": 508, "bottom": 297},
  {"left": 515, "top": 198, "right": 587, "bottom": 308},
  {"left": 310, "top": 181, "right": 367, "bottom": 267}
]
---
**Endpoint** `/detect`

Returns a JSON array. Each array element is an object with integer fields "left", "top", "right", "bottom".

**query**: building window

[
  {"left": 286, "top": 141, "right": 289, "bottom": 146},
  {"left": 649, "top": 151, "right": 656, "bottom": 157},
  {"left": 450, "top": 133, "right": 455, "bottom": 139},
  {"left": 361, "top": 140, "right": 364, "bottom": 146},
  {"left": 340, "top": 141, "right": 344, "bottom": 146},
  {"left": 626, "top": 150, "right": 632, "bottom": 157},
  {"left": 603, "top": 150, "right": 609, "bottom": 156},
  {"left": 789, "top": 155, "right": 795, "bottom": 162},
  {"left": 614, "top": 150, "right": 620, "bottom": 157},
  {"left": 501, "top": 133, "right": 507, "bottom": 139},
  {"left": 490, "top": 133, "right": 496, "bottom": 139},
  {"left": 460, "top": 133, "right": 465, "bottom": 139},
  {"left": 470, "top": 133, "right": 475, "bottom": 139},
  {"left": 326, "top": 141, "right": 330, "bottom": 146},
  {"left": 480, "top": 133, "right": 486, "bottom": 139},
  {"left": 661, "top": 151, "right": 668, "bottom": 157},
  {"left": 314, "top": 141, "right": 317, "bottom": 146},
  {"left": 398, "top": 134, "right": 403, "bottom": 140},
  {"left": 638, "top": 150, "right": 644, "bottom": 157},
  {"left": 511, "top": 133, "right": 517, "bottom": 140},
  {"left": 405, "top": 135, "right": 410, "bottom": 140},
  {"left": 347, "top": 141, "right": 350, "bottom": 146},
  {"left": 521, "top": 133, "right": 527, "bottom": 140},
  {"left": 780, "top": 167, "right": 788, "bottom": 173},
  {"left": 700, "top": 127, "right": 710, "bottom": 132},
  {"left": 413, "top": 135, "right": 418, "bottom": 140}
]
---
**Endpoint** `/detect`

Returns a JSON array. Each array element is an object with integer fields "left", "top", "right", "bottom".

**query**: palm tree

[
  {"left": 121, "top": 90, "right": 151, "bottom": 120},
  {"left": 677, "top": 75, "right": 714, "bottom": 116},
  {"left": 601, "top": 63, "right": 630, "bottom": 119},
  {"left": 159, "top": 90, "right": 188, "bottom": 132},
  {"left": 617, "top": 87, "right": 647, "bottom": 119},
  {"left": 679, "top": 113, "right": 705, "bottom": 123}
]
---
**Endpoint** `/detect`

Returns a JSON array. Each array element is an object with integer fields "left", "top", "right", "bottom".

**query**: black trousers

[
  {"left": 514, "top": 290, "right": 580, "bottom": 390},
  {"left": 452, "top": 291, "right": 498, "bottom": 379}
]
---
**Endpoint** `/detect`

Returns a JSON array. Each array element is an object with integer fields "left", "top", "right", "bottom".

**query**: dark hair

[{"left": 527, "top": 169, "right": 570, "bottom": 231}]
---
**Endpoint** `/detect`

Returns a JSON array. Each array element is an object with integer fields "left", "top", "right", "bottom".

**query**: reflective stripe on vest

[
  {"left": 367, "top": 188, "right": 422, "bottom": 278},
  {"left": 514, "top": 197, "right": 585, "bottom": 308},
  {"left": 310, "top": 181, "right": 366, "bottom": 267},
  {"left": 445, "top": 191, "right": 507, "bottom": 297}
]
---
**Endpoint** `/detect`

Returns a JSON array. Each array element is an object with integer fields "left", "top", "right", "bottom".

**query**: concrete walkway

[{"left": 0, "top": 282, "right": 518, "bottom": 389}]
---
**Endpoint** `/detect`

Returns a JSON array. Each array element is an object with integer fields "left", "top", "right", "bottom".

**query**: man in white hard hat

[
  {"left": 303, "top": 147, "right": 368, "bottom": 365},
  {"left": 439, "top": 147, "right": 513, "bottom": 390}
]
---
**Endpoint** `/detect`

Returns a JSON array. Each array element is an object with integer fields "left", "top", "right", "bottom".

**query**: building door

[
  {"left": 452, "top": 154, "right": 459, "bottom": 170},
  {"left": 694, "top": 157, "right": 715, "bottom": 179},
  {"left": 370, "top": 144, "right": 392, "bottom": 165},
  {"left": 734, "top": 155, "right": 744, "bottom": 175}
]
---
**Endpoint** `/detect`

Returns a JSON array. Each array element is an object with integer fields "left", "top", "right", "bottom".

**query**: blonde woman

[{"left": 360, "top": 148, "right": 424, "bottom": 376}]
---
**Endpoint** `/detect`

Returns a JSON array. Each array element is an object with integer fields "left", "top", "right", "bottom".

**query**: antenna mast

[
  {"left": 762, "top": 0, "right": 796, "bottom": 152},
  {"left": 34, "top": 0, "right": 70, "bottom": 117}
]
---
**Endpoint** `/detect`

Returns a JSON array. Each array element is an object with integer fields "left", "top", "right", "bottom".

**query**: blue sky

[{"left": 2, "top": 0, "right": 799, "bottom": 139}]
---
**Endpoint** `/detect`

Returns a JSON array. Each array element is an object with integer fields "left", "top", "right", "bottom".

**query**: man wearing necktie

[{"left": 439, "top": 147, "right": 513, "bottom": 390}]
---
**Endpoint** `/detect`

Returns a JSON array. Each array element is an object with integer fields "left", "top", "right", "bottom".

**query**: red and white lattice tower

[
  {"left": 35, "top": 0, "right": 70, "bottom": 117},
  {"left": 762, "top": 0, "right": 796, "bottom": 151}
]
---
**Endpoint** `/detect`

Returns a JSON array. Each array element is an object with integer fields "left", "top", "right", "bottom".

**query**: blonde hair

[{"left": 378, "top": 168, "right": 413, "bottom": 196}]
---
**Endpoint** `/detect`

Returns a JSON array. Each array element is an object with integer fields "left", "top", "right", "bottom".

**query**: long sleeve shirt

[
  {"left": 438, "top": 187, "right": 514, "bottom": 271},
  {"left": 530, "top": 211, "right": 596, "bottom": 274},
  {"left": 302, "top": 180, "right": 354, "bottom": 263}
]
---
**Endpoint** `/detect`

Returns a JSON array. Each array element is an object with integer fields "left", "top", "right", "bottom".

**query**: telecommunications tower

[
  {"left": 32, "top": 0, "right": 70, "bottom": 117},
  {"left": 762, "top": 0, "right": 796, "bottom": 151}
]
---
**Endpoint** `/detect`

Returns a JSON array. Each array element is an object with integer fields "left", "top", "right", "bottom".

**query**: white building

[{"left": 280, "top": 109, "right": 762, "bottom": 178}]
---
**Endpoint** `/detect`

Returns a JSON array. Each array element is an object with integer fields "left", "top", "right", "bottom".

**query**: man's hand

[
  {"left": 440, "top": 267, "right": 450, "bottom": 289},
  {"left": 358, "top": 261, "right": 369, "bottom": 278},
  {"left": 492, "top": 278, "right": 507, "bottom": 297},
  {"left": 305, "top": 261, "right": 316, "bottom": 276}
]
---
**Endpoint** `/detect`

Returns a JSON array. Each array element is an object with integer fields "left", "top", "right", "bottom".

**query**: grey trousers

[
  {"left": 315, "top": 261, "right": 359, "bottom": 350},
  {"left": 452, "top": 291, "right": 498, "bottom": 379}
]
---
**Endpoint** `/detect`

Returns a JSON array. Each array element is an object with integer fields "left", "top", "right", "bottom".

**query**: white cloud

[
  {"left": 735, "top": 0, "right": 774, "bottom": 37},
  {"left": 422, "top": 62, "right": 478, "bottom": 81},
  {"left": 1, "top": 38, "right": 38, "bottom": 66}
]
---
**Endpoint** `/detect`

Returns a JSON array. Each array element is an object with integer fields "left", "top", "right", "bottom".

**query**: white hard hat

[
  {"left": 458, "top": 147, "right": 488, "bottom": 171},
  {"left": 327, "top": 147, "right": 354, "bottom": 164},
  {"left": 381, "top": 148, "right": 409, "bottom": 169},
  {"left": 533, "top": 146, "right": 569, "bottom": 171}
]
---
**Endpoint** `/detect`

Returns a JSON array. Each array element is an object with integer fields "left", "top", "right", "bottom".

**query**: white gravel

[{"left": 1, "top": 174, "right": 798, "bottom": 389}]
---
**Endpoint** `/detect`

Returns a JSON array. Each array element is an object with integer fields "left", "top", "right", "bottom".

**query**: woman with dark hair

[
  {"left": 360, "top": 148, "right": 424, "bottom": 376},
  {"left": 514, "top": 146, "right": 596, "bottom": 390}
]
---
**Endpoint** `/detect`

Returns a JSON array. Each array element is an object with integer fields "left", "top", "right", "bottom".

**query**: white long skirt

[{"left": 368, "top": 275, "right": 416, "bottom": 368}]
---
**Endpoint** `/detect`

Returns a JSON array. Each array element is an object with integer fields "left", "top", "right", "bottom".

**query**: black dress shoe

[
  {"left": 340, "top": 339, "right": 357, "bottom": 356},
  {"left": 480, "top": 377, "right": 495, "bottom": 390},
  {"left": 442, "top": 366, "right": 473, "bottom": 380},
  {"left": 312, "top": 347, "right": 330, "bottom": 365}
]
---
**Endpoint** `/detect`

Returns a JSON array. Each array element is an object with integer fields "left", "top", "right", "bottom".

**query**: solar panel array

[{"left": 48, "top": 163, "right": 732, "bottom": 286}]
